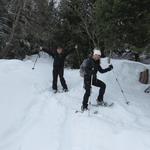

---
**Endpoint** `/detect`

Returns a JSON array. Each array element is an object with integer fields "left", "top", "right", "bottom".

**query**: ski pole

[
  {"left": 112, "top": 70, "right": 129, "bottom": 105},
  {"left": 32, "top": 54, "right": 40, "bottom": 70},
  {"left": 88, "top": 74, "right": 93, "bottom": 116},
  {"left": 108, "top": 50, "right": 129, "bottom": 105}
]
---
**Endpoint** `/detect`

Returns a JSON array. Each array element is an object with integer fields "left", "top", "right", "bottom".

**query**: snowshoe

[{"left": 63, "top": 88, "right": 69, "bottom": 92}]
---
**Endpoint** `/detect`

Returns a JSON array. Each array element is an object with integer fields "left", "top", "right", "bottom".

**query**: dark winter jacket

[
  {"left": 84, "top": 57, "right": 113, "bottom": 80},
  {"left": 42, "top": 48, "right": 69, "bottom": 69}
]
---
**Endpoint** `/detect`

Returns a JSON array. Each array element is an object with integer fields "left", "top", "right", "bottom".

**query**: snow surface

[{"left": 0, "top": 52, "right": 150, "bottom": 150}]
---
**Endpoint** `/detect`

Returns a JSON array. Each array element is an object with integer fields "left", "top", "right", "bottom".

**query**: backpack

[{"left": 79, "top": 59, "right": 87, "bottom": 77}]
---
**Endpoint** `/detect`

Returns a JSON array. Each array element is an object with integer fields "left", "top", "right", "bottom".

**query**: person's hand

[
  {"left": 108, "top": 64, "right": 113, "bottom": 70},
  {"left": 39, "top": 46, "right": 43, "bottom": 51}
]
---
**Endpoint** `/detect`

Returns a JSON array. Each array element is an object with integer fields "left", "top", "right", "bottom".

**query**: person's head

[
  {"left": 92, "top": 48, "right": 101, "bottom": 61},
  {"left": 57, "top": 46, "right": 63, "bottom": 54}
]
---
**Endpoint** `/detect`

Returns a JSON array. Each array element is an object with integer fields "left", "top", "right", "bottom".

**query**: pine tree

[
  {"left": 95, "top": 0, "right": 150, "bottom": 53},
  {"left": 0, "top": 0, "right": 51, "bottom": 59},
  {"left": 0, "top": 0, "right": 11, "bottom": 51}
]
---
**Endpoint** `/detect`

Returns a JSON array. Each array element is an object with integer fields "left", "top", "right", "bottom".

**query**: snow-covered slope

[{"left": 0, "top": 52, "right": 150, "bottom": 150}]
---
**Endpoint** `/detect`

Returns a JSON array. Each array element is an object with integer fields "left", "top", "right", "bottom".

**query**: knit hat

[{"left": 93, "top": 48, "right": 101, "bottom": 56}]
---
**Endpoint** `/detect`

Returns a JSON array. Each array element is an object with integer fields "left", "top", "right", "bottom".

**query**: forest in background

[{"left": 0, "top": 0, "right": 150, "bottom": 68}]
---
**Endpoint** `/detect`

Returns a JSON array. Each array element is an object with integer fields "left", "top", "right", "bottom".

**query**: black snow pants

[
  {"left": 82, "top": 76, "right": 106, "bottom": 108},
  {"left": 52, "top": 67, "right": 68, "bottom": 90}
]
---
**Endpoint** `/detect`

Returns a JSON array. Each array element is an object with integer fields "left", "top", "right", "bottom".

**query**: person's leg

[
  {"left": 93, "top": 79, "right": 106, "bottom": 102},
  {"left": 82, "top": 77, "right": 91, "bottom": 109},
  {"left": 59, "top": 68, "right": 68, "bottom": 90},
  {"left": 52, "top": 69, "right": 59, "bottom": 90}
]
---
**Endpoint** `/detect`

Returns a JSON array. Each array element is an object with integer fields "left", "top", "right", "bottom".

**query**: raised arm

[{"left": 40, "top": 47, "right": 55, "bottom": 57}]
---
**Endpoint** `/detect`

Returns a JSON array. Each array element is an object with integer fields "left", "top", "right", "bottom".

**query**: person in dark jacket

[
  {"left": 41, "top": 46, "right": 69, "bottom": 93},
  {"left": 81, "top": 48, "right": 113, "bottom": 111}
]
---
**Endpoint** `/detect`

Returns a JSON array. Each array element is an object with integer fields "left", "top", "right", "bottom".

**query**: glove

[
  {"left": 108, "top": 64, "right": 113, "bottom": 70},
  {"left": 39, "top": 46, "right": 43, "bottom": 51}
]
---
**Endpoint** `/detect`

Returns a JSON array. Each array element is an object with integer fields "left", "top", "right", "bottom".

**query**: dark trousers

[
  {"left": 82, "top": 77, "right": 106, "bottom": 108},
  {"left": 52, "top": 67, "right": 68, "bottom": 90}
]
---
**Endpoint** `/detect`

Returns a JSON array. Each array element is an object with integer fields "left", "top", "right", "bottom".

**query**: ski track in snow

[
  {"left": 56, "top": 96, "right": 72, "bottom": 150},
  {"left": 0, "top": 91, "right": 53, "bottom": 149},
  {"left": 0, "top": 55, "right": 150, "bottom": 150}
]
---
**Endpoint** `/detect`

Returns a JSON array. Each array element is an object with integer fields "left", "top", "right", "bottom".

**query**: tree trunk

[{"left": 0, "top": 0, "right": 26, "bottom": 58}]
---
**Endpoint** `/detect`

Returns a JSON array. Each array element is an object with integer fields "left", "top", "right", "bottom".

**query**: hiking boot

[
  {"left": 96, "top": 99, "right": 107, "bottom": 106},
  {"left": 63, "top": 88, "right": 69, "bottom": 92},
  {"left": 81, "top": 105, "right": 88, "bottom": 111},
  {"left": 53, "top": 89, "right": 57, "bottom": 93}
]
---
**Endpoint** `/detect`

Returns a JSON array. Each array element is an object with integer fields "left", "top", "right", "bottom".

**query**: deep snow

[{"left": 0, "top": 52, "right": 150, "bottom": 150}]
